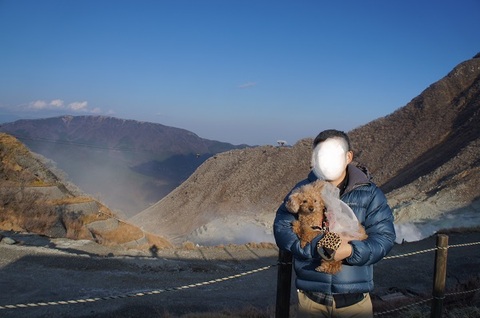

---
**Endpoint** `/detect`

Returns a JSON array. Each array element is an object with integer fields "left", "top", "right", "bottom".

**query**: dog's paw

[{"left": 316, "top": 260, "right": 342, "bottom": 274}]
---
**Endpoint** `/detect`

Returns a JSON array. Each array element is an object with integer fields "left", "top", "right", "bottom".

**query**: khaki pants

[{"left": 297, "top": 291, "right": 373, "bottom": 318}]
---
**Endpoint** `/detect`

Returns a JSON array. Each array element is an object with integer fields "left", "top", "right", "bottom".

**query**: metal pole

[
  {"left": 431, "top": 234, "right": 448, "bottom": 318},
  {"left": 275, "top": 249, "right": 293, "bottom": 318}
]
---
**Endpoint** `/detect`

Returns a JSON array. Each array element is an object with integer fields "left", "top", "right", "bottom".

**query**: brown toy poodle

[
  {"left": 286, "top": 180, "right": 367, "bottom": 274},
  {"left": 286, "top": 180, "right": 328, "bottom": 249}
]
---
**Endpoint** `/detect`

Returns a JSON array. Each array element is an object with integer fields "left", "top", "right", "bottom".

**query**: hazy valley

[{"left": 0, "top": 116, "right": 247, "bottom": 218}]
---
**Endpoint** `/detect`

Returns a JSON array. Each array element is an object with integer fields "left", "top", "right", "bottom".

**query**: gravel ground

[{"left": 1, "top": 230, "right": 480, "bottom": 318}]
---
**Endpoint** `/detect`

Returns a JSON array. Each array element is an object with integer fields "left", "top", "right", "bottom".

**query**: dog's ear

[{"left": 286, "top": 193, "right": 301, "bottom": 213}]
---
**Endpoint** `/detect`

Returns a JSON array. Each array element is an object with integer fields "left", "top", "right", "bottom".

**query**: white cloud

[
  {"left": 68, "top": 101, "right": 88, "bottom": 111},
  {"left": 29, "top": 100, "right": 48, "bottom": 109},
  {"left": 23, "top": 99, "right": 110, "bottom": 116},
  {"left": 50, "top": 99, "right": 64, "bottom": 108},
  {"left": 28, "top": 99, "right": 65, "bottom": 110}
]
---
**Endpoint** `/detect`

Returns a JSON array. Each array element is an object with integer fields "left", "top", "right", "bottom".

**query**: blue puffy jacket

[{"left": 273, "top": 164, "right": 396, "bottom": 294}]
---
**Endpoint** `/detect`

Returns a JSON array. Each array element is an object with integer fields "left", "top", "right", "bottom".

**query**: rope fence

[
  {"left": 1, "top": 235, "right": 480, "bottom": 317},
  {"left": 372, "top": 240, "right": 480, "bottom": 316},
  {"left": 374, "top": 287, "right": 480, "bottom": 317},
  {"left": 0, "top": 265, "right": 274, "bottom": 310}
]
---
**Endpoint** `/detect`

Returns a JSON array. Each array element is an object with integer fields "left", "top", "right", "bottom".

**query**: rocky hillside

[
  {"left": 131, "top": 53, "right": 480, "bottom": 245},
  {"left": 0, "top": 116, "right": 247, "bottom": 216},
  {"left": 349, "top": 52, "right": 480, "bottom": 192},
  {"left": 0, "top": 133, "right": 171, "bottom": 249}
]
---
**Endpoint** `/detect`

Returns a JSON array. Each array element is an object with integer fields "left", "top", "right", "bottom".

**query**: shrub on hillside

[{"left": 0, "top": 186, "right": 58, "bottom": 233}]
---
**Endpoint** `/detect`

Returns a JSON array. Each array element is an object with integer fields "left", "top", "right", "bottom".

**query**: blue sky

[{"left": 1, "top": 1, "right": 479, "bottom": 146}]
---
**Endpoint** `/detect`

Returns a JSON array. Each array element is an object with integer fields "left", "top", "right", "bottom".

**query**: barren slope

[{"left": 130, "top": 140, "right": 312, "bottom": 243}]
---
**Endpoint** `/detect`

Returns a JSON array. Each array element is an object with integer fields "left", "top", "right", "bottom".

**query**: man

[{"left": 274, "top": 129, "right": 396, "bottom": 318}]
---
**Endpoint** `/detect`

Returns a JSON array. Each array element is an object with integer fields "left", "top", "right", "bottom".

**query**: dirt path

[{"left": 1, "top": 231, "right": 480, "bottom": 317}]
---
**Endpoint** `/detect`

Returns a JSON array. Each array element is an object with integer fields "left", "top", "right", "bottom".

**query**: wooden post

[
  {"left": 276, "top": 249, "right": 293, "bottom": 318},
  {"left": 431, "top": 234, "right": 448, "bottom": 318}
]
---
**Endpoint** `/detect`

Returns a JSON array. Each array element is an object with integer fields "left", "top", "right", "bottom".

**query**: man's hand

[{"left": 333, "top": 234, "right": 355, "bottom": 261}]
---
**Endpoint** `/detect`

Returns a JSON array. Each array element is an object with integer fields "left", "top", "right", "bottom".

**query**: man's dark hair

[{"left": 312, "top": 129, "right": 352, "bottom": 151}]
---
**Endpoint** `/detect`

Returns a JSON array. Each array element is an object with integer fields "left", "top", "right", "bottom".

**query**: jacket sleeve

[
  {"left": 273, "top": 198, "right": 322, "bottom": 260},
  {"left": 345, "top": 186, "right": 396, "bottom": 266}
]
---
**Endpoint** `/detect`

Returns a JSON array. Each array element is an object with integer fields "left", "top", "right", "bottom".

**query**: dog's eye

[{"left": 302, "top": 200, "right": 307, "bottom": 204}]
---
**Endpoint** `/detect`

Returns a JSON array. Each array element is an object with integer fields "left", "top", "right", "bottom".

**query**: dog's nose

[{"left": 308, "top": 207, "right": 314, "bottom": 212}]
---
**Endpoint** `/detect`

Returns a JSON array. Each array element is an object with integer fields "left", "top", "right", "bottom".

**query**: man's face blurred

[{"left": 312, "top": 137, "right": 349, "bottom": 181}]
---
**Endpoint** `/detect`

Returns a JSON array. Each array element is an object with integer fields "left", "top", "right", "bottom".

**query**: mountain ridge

[{"left": 0, "top": 115, "right": 248, "bottom": 156}]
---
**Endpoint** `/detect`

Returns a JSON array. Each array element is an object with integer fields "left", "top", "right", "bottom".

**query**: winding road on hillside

[{"left": 1, "top": 231, "right": 480, "bottom": 317}]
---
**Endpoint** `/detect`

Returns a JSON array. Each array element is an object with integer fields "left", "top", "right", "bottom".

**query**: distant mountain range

[
  {"left": 0, "top": 116, "right": 248, "bottom": 217},
  {"left": 131, "top": 53, "right": 480, "bottom": 245}
]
